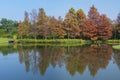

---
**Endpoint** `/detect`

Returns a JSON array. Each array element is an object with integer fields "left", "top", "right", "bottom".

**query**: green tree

[
  {"left": 0, "top": 18, "right": 18, "bottom": 37},
  {"left": 64, "top": 8, "right": 80, "bottom": 39},
  {"left": 76, "top": 9, "right": 86, "bottom": 38}
]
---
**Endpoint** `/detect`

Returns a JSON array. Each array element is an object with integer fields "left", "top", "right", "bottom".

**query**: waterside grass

[
  {"left": 0, "top": 38, "right": 91, "bottom": 46},
  {"left": 0, "top": 38, "right": 8, "bottom": 43},
  {"left": 0, "top": 38, "right": 9, "bottom": 46},
  {"left": 112, "top": 45, "right": 120, "bottom": 50},
  {"left": 17, "top": 39, "right": 91, "bottom": 44}
]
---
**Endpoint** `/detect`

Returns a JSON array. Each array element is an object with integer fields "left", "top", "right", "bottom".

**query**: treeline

[{"left": 1, "top": 5, "right": 120, "bottom": 40}]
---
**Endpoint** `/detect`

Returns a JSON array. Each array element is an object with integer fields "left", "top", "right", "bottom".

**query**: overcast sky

[{"left": 0, "top": 0, "right": 119, "bottom": 21}]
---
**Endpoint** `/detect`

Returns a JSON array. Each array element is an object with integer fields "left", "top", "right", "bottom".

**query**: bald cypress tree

[
  {"left": 76, "top": 9, "right": 86, "bottom": 38},
  {"left": 64, "top": 8, "right": 80, "bottom": 39}
]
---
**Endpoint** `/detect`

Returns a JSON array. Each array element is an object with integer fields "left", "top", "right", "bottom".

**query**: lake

[{"left": 0, "top": 44, "right": 120, "bottom": 80}]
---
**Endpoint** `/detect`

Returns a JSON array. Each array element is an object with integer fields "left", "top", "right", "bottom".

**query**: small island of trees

[{"left": 0, "top": 5, "right": 120, "bottom": 43}]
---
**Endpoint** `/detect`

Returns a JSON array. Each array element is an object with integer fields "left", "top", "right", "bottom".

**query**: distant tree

[
  {"left": 0, "top": 18, "right": 18, "bottom": 37},
  {"left": 117, "top": 13, "right": 120, "bottom": 33},
  {"left": 0, "top": 18, "right": 18, "bottom": 33},
  {"left": 112, "top": 13, "right": 120, "bottom": 39},
  {"left": 0, "top": 18, "right": 8, "bottom": 32},
  {"left": 117, "top": 13, "right": 120, "bottom": 25}
]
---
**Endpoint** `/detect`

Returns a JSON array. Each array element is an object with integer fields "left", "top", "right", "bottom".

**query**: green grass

[
  {"left": 0, "top": 38, "right": 90, "bottom": 47},
  {"left": 113, "top": 45, "right": 120, "bottom": 50},
  {"left": 17, "top": 43, "right": 87, "bottom": 47},
  {"left": 0, "top": 38, "right": 91, "bottom": 46},
  {"left": 0, "top": 38, "right": 9, "bottom": 46},
  {"left": 17, "top": 39, "right": 91, "bottom": 44}
]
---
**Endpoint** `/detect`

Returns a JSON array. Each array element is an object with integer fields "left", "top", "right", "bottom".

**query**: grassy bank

[
  {"left": 17, "top": 39, "right": 91, "bottom": 44},
  {"left": 0, "top": 38, "right": 91, "bottom": 47},
  {"left": 106, "top": 40, "right": 120, "bottom": 44},
  {"left": 2, "top": 38, "right": 120, "bottom": 45},
  {"left": 0, "top": 38, "right": 9, "bottom": 46},
  {"left": 0, "top": 38, "right": 8, "bottom": 43}
]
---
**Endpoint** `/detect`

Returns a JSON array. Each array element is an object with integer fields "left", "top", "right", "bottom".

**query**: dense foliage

[{"left": 0, "top": 18, "right": 18, "bottom": 38}]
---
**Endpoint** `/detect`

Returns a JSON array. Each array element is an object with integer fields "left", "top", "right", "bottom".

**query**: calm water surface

[{"left": 0, "top": 44, "right": 120, "bottom": 80}]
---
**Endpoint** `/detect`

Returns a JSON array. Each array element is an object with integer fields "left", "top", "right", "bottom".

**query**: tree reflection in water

[
  {"left": 0, "top": 44, "right": 114, "bottom": 77},
  {"left": 113, "top": 49, "right": 120, "bottom": 70},
  {"left": 66, "top": 44, "right": 112, "bottom": 76}
]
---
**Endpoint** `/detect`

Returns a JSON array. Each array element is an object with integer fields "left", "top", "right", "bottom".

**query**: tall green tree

[
  {"left": 76, "top": 9, "right": 86, "bottom": 38},
  {"left": 64, "top": 8, "right": 80, "bottom": 39}
]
